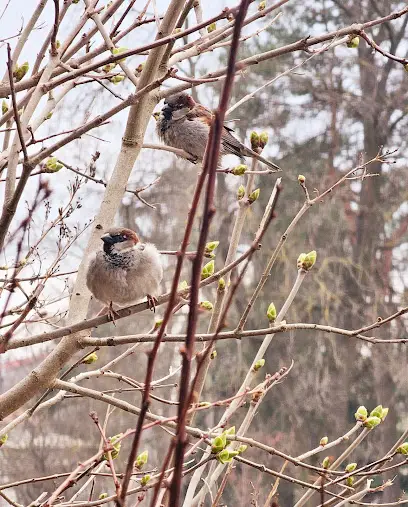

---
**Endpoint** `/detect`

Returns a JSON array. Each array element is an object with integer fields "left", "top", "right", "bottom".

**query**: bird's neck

[{"left": 103, "top": 246, "right": 138, "bottom": 268}]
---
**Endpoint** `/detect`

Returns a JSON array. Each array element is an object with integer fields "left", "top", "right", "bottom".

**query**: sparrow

[
  {"left": 155, "top": 92, "right": 281, "bottom": 171},
  {"left": 86, "top": 227, "right": 163, "bottom": 321}
]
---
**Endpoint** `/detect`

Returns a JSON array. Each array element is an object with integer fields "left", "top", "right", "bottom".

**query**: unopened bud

[
  {"left": 297, "top": 250, "right": 317, "bottom": 270},
  {"left": 153, "top": 319, "right": 163, "bottom": 331},
  {"left": 0, "top": 434, "right": 8, "bottom": 447},
  {"left": 210, "top": 349, "right": 217, "bottom": 359},
  {"left": 322, "top": 456, "right": 330, "bottom": 469},
  {"left": 355, "top": 405, "right": 368, "bottom": 422},
  {"left": 237, "top": 184, "right": 245, "bottom": 200},
  {"left": 207, "top": 22, "right": 217, "bottom": 33},
  {"left": 205, "top": 241, "right": 219, "bottom": 252},
  {"left": 99, "top": 493, "right": 108, "bottom": 499},
  {"left": 396, "top": 442, "right": 408, "bottom": 455},
  {"left": 45, "top": 157, "right": 63, "bottom": 173},
  {"left": 112, "top": 47, "right": 128, "bottom": 62},
  {"left": 218, "top": 278, "right": 226, "bottom": 290},
  {"left": 231, "top": 164, "right": 247, "bottom": 176},
  {"left": 253, "top": 358, "right": 265, "bottom": 372},
  {"left": 135, "top": 450, "right": 148, "bottom": 470},
  {"left": 178, "top": 280, "right": 188, "bottom": 291},
  {"left": 82, "top": 352, "right": 98, "bottom": 364},
  {"left": 267, "top": 302, "right": 277, "bottom": 323},
  {"left": 364, "top": 416, "right": 381, "bottom": 429},
  {"left": 136, "top": 63, "right": 144, "bottom": 74},
  {"left": 298, "top": 174, "right": 306, "bottom": 184},
  {"left": 199, "top": 301, "right": 213, "bottom": 311},
  {"left": 13, "top": 61, "right": 29, "bottom": 82},
  {"left": 345, "top": 463, "right": 357, "bottom": 472},
  {"left": 237, "top": 444, "right": 247, "bottom": 453},
  {"left": 110, "top": 75, "right": 125, "bottom": 84},
  {"left": 380, "top": 407, "right": 389, "bottom": 421},
  {"left": 250, "top": 131, "right": 260, "bottom": 150},
  {"left": 103, "top": 434, "right": 122, "bottom": 460},
  {"left": 347, "top": 36, "right": 360, "bottom": 48},
  {"left": 259, "top": 131, "right": 268, "bottom": 149},
  {"left": 141, "top": 474, "right": 150, "bottom": 486},
  {"left": 248, "top": 188, "right": 260, "bottom": 204},
  {"left": 56, "top": 40, "right": 61, "bottom": 49},
  {"left": 370, "top": 405, "right": 383, "bottom": 418},
  {"left": 320, "top": 436, "right": 328, "bottom": 446},
  {"left": 103, "top": 63, "right": 116, "bottom": 73},
  {"left": 258, "top": 1, "right": 266, "bottom": 11},
  {"left": 201, "top": 260, "right": 215, "bottom": 280},
  {"left": 2, "top": 100, "right": 8, "bottom": 115},
  {"left": 346, "top": 477, "right": 354, "bottom": 487}
]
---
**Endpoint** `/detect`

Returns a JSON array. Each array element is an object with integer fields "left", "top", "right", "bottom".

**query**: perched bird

[
  {"left": 155, "top": 92, "right": 281, "bottom": 171},
  {"left": 86, "top": 227, "right": 163, "bottom": 321}
]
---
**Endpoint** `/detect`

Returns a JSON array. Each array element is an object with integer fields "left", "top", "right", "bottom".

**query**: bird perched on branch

[
  {"left": 155, "top": 92, "right": 281, "bottom": 171},
  {"left": 86, "top": 227, "right": 163, "bottom": 321}
]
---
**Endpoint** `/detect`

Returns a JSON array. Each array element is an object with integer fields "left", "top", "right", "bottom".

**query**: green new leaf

[
  {"left": 259, "top": 131, "right": 268, "bottom": 148},
  {"left": 347, "top": 36, "right": 360, "bottom": 48},
  {"left": 231, "top": 164, "right": 247, "bottom": 176},
  {"left": 248, "top": 188, "right": 260, "bottom": 204},
  {"left": 141, "top": 474, "right": 151, "bottom": 486},
  {"left": 237, "top": 184, "right": 245, "bottom": 200},
  {"left": 396, "top": 442, "right": 408, "bottom": 455},
  {"left": 103, "top": 434, "right": 122, "bottom": 460},
  {"left": 250, "top": 131, "right": 260, "bottom": 150}
]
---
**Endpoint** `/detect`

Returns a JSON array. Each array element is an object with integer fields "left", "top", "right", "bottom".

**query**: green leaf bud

[
  {"left": 99, "top": 493, "right": 108, "bottom": 499},
  {"left": 45, "top": 157, "right": 63, "bottom": 173},
  {"left": 103, "top": 63, "right": 116, "bottom": 73},
  {"left": 13, "top": 62, "right": 29, "bottom": 82},
  {"left": 259, "top": 131, "right": 268, "bottom": 149},
  {"left": 297, "top": 250, "right": 317, "bottom": 270},
  {"left": 345, "top": 463, "right": 357, "bottom": 472},
  {"left": 346, "top": 477, "right": 354, "bottom": 487},
  {"left": 347, "top": 36, "right": 360, "bottom": 48},
  {"left": 103, "top": 434, "right": 122, "bottom": 460},
  {"left": 237, "top": 444, "right": 247, "bottom": 454},
  {"left": 370, "top": 405, "right": 383, "bottom": 418},
  {"left": 207, "top": 22, "right": 217, "bottom": 33},
  {"left": 199, "top": 301, "right": 213, "bottom": 311},
  {"left": 205, "top": 241, "right": 219, "bottom": 252},
  {"left": 201, "top": 260, "right": 215, "bottom": 280},
  {"left": 253, "top": 358, "right": 265, "bottom": 372},
  {"left": 258, "top": 0, "right": 266, "bottom": 10},
  {"left": 210, "top": 349, "right": 217, "bottom": 360},
  {"left": 141, "top": 474, "right": 150, "bottom": 486},
  {"left": 319, "top": 436, "right": 328, "bottom": 446},
  {"left": 380, "top": 407, "right": 389, "bottom": 421},
  {"left": 298, "top": 174, "right": 306, "bottom": 184},
  {"left": 135, "top": 450, "right": 148, "bottom": 470},
  {"left": 250, "top": 131, "right": 260, "bottom": 150},
  {"left": 231, "top": 164, "right": 247, "bottom": 176},
  {"left": 0, "top": 434, "right": 8, "bottom": 447},
  {"left": 218, "top": 278, "right": 226, "bottom": 290},
  {"left": 153, "top": 319, "right": 163, "bottom": 331},
  {"left": 112, "top": 47, "right": 128, "bottom": 62},
  {"left": 211, "top": 434, "right": 227, "bottom": 453},
  {"left": 82, "top": 352, "right": 98, "bottom": 364},
  {"left": 110, "top": 75, "right": 125, "bottom": 84},
  {"left": 2, "top": 100, "right": 8, "bottom": 115},
  {"left": 322, "top": 456, "right": 330, "bottom": 469},
  {"left": 396, "top": 442, "right": 408, "bottom": 455},
  {"left": 45, "top": 112, "right": 53, "bottom": 120},
  {"left": 248, "top": 188, "right": 260, "bottom": 204},
  {"left": 354, "top": 405, "right": 368, "bottom": 422},
  {"left": 267, "top": 302, "right": 277, "bottom": 323},
  {"left": 237, "top": 184, "right": 245, "bottom": 200},
  {"left": 363, "top": 416, "right": 381, "bottom": 429},
  {"left": 225, "top": 426, "right": 235, "bottom": 436}
]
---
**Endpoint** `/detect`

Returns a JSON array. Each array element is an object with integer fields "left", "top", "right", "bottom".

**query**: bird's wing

[{"left": 221, "top": 126, "right": 245, "bottom": 158}]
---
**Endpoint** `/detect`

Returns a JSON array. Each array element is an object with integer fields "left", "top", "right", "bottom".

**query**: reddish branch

[{"left": 168, "top": 1, "right": 252, "bottom": 506}]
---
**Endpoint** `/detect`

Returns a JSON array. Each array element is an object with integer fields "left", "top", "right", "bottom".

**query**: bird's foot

[
  {"left": 107, "top": 302, "right": 120, "bottom": 324},
  {"left": 186, "top": 153, "right": 199, "bottom": 164},
  {"left": 146, "top": 294, "right": 158, "bottom": 312}
]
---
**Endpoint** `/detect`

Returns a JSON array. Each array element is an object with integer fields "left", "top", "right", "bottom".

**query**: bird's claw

[
  {"left": 147, "top": 294, "right": 158, "bottom": 312},
  {"left": 107, "top": 302, "right": 120, "bottom": 324}
]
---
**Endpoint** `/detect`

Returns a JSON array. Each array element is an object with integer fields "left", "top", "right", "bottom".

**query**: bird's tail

[{"left": 245, "top": 147, "right": 281, "bottom": 171}]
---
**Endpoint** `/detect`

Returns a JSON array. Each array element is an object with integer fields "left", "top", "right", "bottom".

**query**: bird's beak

[{"left": 101, "top": 234, "right": 115, "bottom": 245}]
